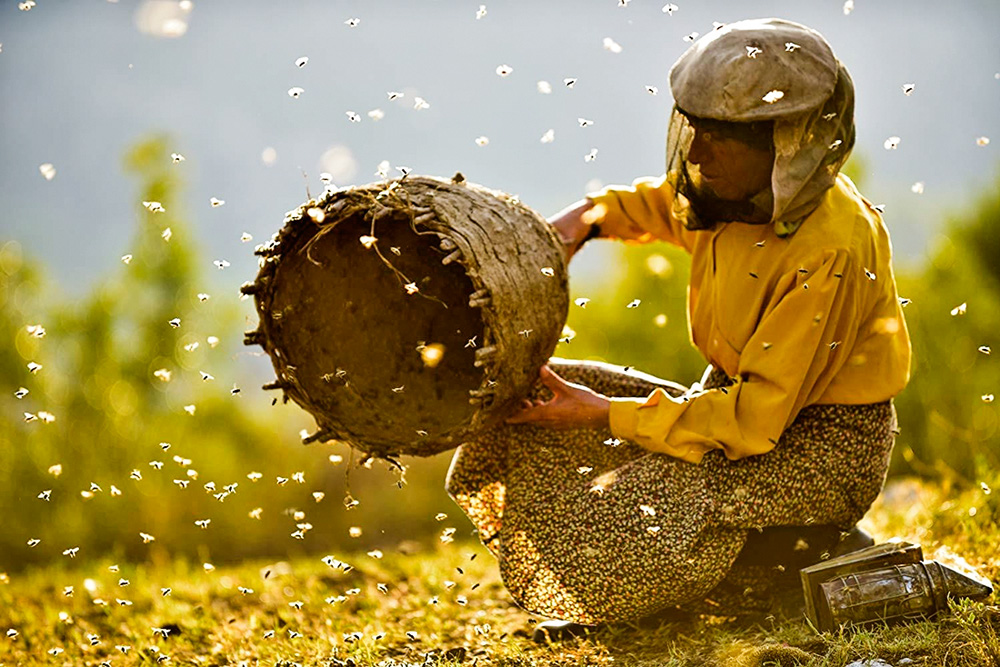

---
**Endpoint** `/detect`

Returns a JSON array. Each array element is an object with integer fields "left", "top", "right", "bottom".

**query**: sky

[{"left": 1, "top": 0, "right": 998, "bottom": 297}]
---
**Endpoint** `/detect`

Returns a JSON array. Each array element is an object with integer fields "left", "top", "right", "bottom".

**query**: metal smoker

[{"left": 800, "top": 541, "right": 994, "bottom": 632}]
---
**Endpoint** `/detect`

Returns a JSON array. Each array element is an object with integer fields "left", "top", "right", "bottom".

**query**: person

[{"left": 445, "top": 18, "right": 911, "bottom": 637}]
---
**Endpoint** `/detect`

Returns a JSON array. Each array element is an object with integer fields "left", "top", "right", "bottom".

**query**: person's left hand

[{"left": 505, "top": 365, "right": 611, "bottom": 429}]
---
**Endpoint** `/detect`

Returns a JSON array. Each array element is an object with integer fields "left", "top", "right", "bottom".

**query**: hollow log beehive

[{"left": 243, "top": 175, "right": 569, "bottom": 459}]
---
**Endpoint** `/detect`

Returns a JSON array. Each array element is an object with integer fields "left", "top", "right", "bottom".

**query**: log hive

[{"left": 243, "top": 174, "right": 569, "bottom": 459}]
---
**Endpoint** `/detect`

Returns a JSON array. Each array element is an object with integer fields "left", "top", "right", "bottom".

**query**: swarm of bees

[{"left": 7, "top": 3, "right": 996, "bottom": 664}]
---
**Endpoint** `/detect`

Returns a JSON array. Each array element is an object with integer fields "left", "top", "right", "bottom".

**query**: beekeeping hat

[{"left": 665, "top": 18, "right": 855, "bottom": 235}]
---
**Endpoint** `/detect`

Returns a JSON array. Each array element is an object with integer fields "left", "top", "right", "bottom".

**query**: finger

[
  {"left": 505, "top": 409, "right": 535, "bottom": 424},
  {"left": 507, "top": 400, "right": 555, "bottom": 424},
  {"left": 538, "top": 365, "right": 572, "bottom": 395}
]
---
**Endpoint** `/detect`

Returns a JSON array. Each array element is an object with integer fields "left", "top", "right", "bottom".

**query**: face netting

[{"left": 667, "top": 44, "right": 856, "bottom": 236}]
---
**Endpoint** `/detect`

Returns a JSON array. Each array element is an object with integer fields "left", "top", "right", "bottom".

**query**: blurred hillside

[
  {"left": 0, "top": 137, "right": 997, "bottom": 571},
  {"left": 0, "top": 138, "right": 462, "bottom": 572}
]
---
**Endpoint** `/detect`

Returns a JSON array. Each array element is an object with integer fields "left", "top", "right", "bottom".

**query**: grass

[{"left": 1, "top": 477, "right": 998, "bottom": 667}]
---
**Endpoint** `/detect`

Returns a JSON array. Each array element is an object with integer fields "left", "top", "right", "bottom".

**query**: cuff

[
  {"left": 609, "top": 390, "right": 707, "bottom": 464},
  {"left": 609, "top": 397, "right": 647, "bottom": 442},
  {"left": 585, "top": 185, "right": 658, "bottom": 244}
]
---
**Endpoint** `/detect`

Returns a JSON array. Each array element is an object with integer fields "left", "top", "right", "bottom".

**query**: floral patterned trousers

[{"left": 446, "top": 359, "right": 896, "bottom": 624}]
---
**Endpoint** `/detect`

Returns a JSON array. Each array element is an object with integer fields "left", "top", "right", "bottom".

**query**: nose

[{"left": 687, "top": 128, "right": 712, "bottom": 166}]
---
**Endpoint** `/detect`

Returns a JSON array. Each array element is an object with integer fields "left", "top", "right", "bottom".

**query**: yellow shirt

[{"left": 587, "top": 173, "right": 911, "bottom": 464}]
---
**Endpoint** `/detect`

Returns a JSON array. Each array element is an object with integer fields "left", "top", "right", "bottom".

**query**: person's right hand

[{"left": 548, "top": 199, "right": 599, "bottom": 262}]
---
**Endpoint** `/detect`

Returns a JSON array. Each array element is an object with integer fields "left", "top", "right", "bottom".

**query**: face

[{"left": 686, "top": 119, "right": 774, "bottom": 202}]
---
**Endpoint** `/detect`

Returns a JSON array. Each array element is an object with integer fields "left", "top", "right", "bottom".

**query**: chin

[{"left": 700, "top": 179, "right": 743, "bottom": 202}]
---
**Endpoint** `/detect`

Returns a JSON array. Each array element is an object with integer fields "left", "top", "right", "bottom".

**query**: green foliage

[
  {"left": 0, "top": 137, "right": 460, "bottom": 572},
  {"left": 891, "top": 177, "right": 1000, "bottom": 481},
  {"left": 557, "top": 243, "right": 705, "bottom": 386},
  {"left": 953, "top": 180, "right": 1000, "bottom": 290}
]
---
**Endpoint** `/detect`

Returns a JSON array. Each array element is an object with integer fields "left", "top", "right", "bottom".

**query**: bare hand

[
  {"left": 549, "top": 199, "right": 599, "bottom": 262},
  {"left": 505, "top": 365, "right": 611, "bottom": 429}
]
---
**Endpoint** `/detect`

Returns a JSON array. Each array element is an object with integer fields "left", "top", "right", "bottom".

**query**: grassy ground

[{"left": 1, "top": 478, "right": 997, "bottom": 667}]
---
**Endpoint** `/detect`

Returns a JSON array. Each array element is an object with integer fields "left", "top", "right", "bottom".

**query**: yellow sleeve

[
  {"left": 586, "top": 175, "right": 693, "bottom": 251},
  {"left": 609, "top": 249, "right": 860, "bottom": 463}
]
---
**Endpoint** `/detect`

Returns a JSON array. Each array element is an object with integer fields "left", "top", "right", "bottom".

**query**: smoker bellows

[{"left": 243, "top": 175, "right": 569, "bottom": 459}]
